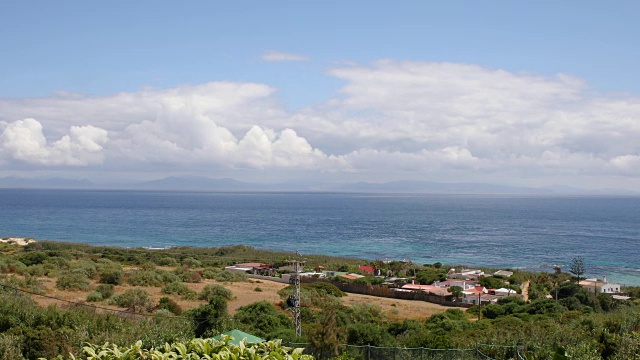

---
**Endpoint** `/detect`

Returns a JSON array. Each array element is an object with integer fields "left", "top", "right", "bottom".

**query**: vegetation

[
  {"left": 199, "top": 284, "right": 234, "bottom": 301},
  {"left": 162, "top": 282, "right": 198, "bottom": 299},
  {"left": 570, "top": 256, "right": 586, "bottom": 283},
  {"left": 53, "top": 338, "right": 313, "bottom": 360},
  {"left": 110, "top": 288, "right": 152, "bottom": 311},
  {"left": 0, "top": 241, "right": 639, "bottom": 359},
  {"left": 55, "top": 272, "right": 91, "bottom": 291},
  {"left": 214, "top": 270, "right": 248, "bottom": 282}
]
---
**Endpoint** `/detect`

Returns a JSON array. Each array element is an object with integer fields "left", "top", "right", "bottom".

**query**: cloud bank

[{"left": 1, "top": 60, "right": 639, "bottom": 189}]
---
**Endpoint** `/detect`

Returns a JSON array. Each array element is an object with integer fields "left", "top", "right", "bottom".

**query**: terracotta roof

[{"left": 359, "top": 265, "right": 376, "bottom": 273}]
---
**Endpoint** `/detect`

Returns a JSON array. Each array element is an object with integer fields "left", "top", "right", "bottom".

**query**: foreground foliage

[{"left": 49, "top": 337, "right": 313, "bottom": 360}]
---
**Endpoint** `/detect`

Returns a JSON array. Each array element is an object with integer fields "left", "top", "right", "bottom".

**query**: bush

[
  {"left": 111, "top": 288, "right": 152, "bottom": 311},
  {"left": 0, "top": 334, "right": 24, "bottom": 360},
  {"left": 42, "top": 257, "right": 69, "bottom": 271},
  {"left": 86, "top": 291, "right": 103, "bottom": 302},
  {"left": 69, "top": 260, "right": 99, "bottom": 279},
  {"left": 26, "top": 264, "right": 48, "bottom": 277},
  {"left": 17, "top": 251, "right": 48, "bottom": 266},
  {"left": 215, "top": 270, "right": 247, "bottom": 282},
  {"left": 157, "top": 297, "right": 182, "bottom": 315},
  {"left": 307, "top": 282, "right": 346, "bottom": 297},
  {"left": 199, "top": 284, "right": 234, "bottom": 302},
  {"left": 96, "top": 284, "right": 115, "bottom": 299},
  {"left": 234, "top": 301, "right": 291, "bottom": 339},
  {"left": 182, "top": 257, "right": 202, "bottom": 268},
  {"left": 254, "top": 287, "right": 263, "bottom": 292},
  {"left": 479, "top": 276, "right": 506, "bottom": 289},
  {"left": 1, "top": 274, "right": 45, "bottom": 294},
  {"left": 174, "top": 267, "right": 202, "bottom": 283},
  {"left": 0, "top": 258, "right": 27, "bottom": 275},
  {"left": 202, "top": 267, "right": 220, "bottom": 279},
  {"left": 55, "top": 272, "right": 91, "bottom": 291},
  {"left": 157, "top": 257, "right": 179, "bottom": 267},
  {"left": 162, "top": 282, "right": 197, "bottom": 299},
  {"left": 186, "top": 296, "right": 230, "bottom": 337},
  {"left": 99, "top": 269, "right": 123, "bottom": 285}
]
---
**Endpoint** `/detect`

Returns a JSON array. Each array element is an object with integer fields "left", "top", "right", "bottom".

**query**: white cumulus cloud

[
  {"left": 0, "top": 118, "right": 108, "bottom": 166},
  {"left": 1, "top": 61, "right": 640, "bottom": 190}
]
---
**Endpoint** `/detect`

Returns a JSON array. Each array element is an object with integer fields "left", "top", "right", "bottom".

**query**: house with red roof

[{"left": 358, "top": 265, "right": 377, "bottom": 276}]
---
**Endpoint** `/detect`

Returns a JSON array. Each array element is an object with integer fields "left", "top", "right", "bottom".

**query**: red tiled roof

[{"left": 359, "top": 265, "right": 376, "bottom": 273}]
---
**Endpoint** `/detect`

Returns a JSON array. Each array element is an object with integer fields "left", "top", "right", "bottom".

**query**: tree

[
  {"left": 186, "top": 295, "right": 230, "bottom": 337},
  {"left": 309, "top": 305, "right": 341, "bottom": 358},
  {"left": 448, "top": 286, "right": 463, "bottom": 300},
  {"left": 569, "top": 257, "right": 586, "bottom": 284}
]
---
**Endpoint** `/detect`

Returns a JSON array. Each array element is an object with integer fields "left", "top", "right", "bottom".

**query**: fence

[
  {"left": 300, "top": 277, "right": 473, "bottom": 308},
  {"left": 283, "top": 343, "right": 526, "bottom": 360}
]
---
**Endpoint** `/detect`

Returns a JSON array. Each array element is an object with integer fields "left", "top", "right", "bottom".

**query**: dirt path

[{"left": 522, "top": 280, "right": 530, "bottom": 302}]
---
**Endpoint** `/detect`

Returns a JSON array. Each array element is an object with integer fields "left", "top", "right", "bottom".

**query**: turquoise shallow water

[{"left": 1, "top": 189, "right": 639, "bottom": 285}]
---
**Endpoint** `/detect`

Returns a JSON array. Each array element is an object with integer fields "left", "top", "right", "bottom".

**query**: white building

[{"left": 579, "top": 277, "right": 621, "bottom": 294}]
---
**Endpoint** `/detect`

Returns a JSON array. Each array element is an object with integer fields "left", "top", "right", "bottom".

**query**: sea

[{"left": 1, "top": 189, "right": 639, "bottom": 286}]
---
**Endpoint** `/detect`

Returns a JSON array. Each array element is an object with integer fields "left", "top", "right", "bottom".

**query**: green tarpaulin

[{"left": 213, "top": 329, "right": 265, "bottom": 345}]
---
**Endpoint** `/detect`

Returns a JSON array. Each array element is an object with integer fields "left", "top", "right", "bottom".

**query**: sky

[{"left": 1, "top": 1, "right": 640, "bottom": 190}]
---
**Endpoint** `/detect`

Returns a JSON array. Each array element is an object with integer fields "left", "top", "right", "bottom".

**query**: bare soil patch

[{"left": 28, "top": 274, "right": 448, "bottom": 321}]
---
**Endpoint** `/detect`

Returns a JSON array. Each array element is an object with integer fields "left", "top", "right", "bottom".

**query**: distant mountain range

[{"left": 0, "top": 176, "right": 637, "bottom": 195}]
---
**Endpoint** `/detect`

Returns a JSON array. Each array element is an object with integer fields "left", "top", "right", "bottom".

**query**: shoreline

[{"left": 6, "top": 237, "right": 640, "bottom": 286}]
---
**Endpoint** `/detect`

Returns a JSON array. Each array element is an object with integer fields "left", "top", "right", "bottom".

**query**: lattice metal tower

[{"left": 288, "top": 257, "right": 305, "bottom": 337}]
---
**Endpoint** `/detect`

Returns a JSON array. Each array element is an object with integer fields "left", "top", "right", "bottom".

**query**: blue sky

[{"left": 1, "top": 1, "right": 640, "bottom": 190}]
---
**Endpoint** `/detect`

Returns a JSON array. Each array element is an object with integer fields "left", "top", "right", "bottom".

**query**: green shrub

[
  {"left": 202, "top": 267, "right": 220, "bottom": 279},
  {"left": 174, "top": 267, "right": 202, "bottom": 283},
  {"left": 55, "top": 272, "right": 91, "bottom": 291},
  {"left": 0, "top": 333, "right": 25, "bottom": 360},
  {"left": 157, "top": 257, "right": 179, "bottom": 267},
  {"left": 199, "top": 284, "right": 234, "bottom": 302},
  {"left": 139, "top": 262, "right": 157, "bottom": 271},
  {"left": 42, "top": 257, "right": 69, "bottom": 273},
  {"left": 0, "top": 258, "right": 27, "bottom": 275},
  {"left": 157, "top": 297, "right": 182, "bottom": 315},
  {"left": 86, "top": 291, "right": 103, "bottom": 302},
  {"left": 95, "top": 258, "right": 122, "bottom": 271},
  {"left": 162, "top": 282, "right": 197, "bottom": 299},
  {"left": 17, "top": 251, "right": 48, "bottom": 266},
  {"left": 69, "top": 260, "right": 99, "bottom": 279},
  {"left": 26, "top": 264, "right": 48, "bottom": 277},
  {"left": 234, "top": 301, "right": 292, "bottom": 339},
  {"left": 96, "top": 284, "right": 115, "bottom": 299},
  {"left": 182, "top": 257, "right": 202, "bottom": 268},
  {"left": 254, "top": 287, "right": 263, "bottom": 292},
  {"left": 1, "top": 275, "right": 45, "bottom": 295},
  {"left": 98, "top": 269, "right": 123, "bottom": 285},
  {"left": 215, "top": 270, "right": 247, "bottom": 282},
  {"left": 111, "top": 288, "right": 152, "bottom": 311},
  {"left": 307, "top": 282, "right": 346, "bottom": 297}
]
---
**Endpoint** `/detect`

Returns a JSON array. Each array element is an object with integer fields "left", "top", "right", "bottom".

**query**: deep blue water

[{"left": 1, "top": 189, "right": 639, "bottom": 285}]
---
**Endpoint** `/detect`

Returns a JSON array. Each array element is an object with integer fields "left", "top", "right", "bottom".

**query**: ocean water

[{"left": 1, "top": 189, "right": 639, "bottom": 285}]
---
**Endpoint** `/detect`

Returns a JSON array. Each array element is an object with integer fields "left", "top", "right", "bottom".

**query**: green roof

[{"left": 213, "top": 329, "right": 265, "bottom": 345}]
